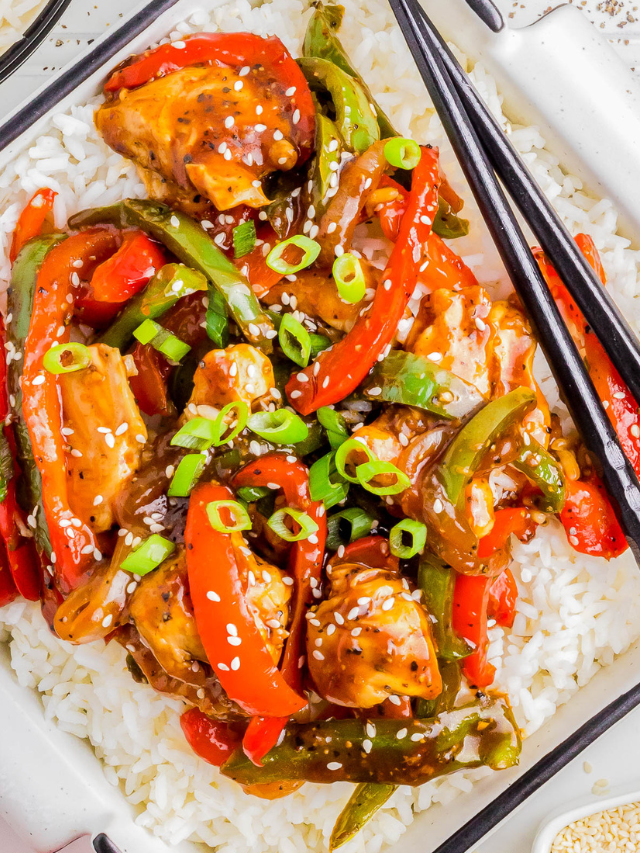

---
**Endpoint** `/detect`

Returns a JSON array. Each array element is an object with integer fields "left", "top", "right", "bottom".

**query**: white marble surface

[{"left": 2, "top": 1, "right": 640, "bottom": 852}]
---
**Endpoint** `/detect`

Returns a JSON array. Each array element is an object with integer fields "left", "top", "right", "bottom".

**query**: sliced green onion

[
  {"left": 133, "top": 319, "right": 191, "bottom": 362},
  {"left": 206, "top": 500, "right": 252, "bottom": 533},
  {"left": 356, "top": 460, "right": 411, "bottom": 496},
  {"left": 43, "top": 343, "right": 91, "bottom": 374},
  {"left": 309, "top": 451, "right": 349, "bottom": 509},
  {"left": 310, "top": 333, "right": 332, "bottom": 359},
  {"left": 248, "top": 409, "right": 309, "bottom": 445},
  {"left": 266, "top": 235, "right": 321, "bottom": 274},
  {"left": 167, "top": 453, "right": 207, "bottom": 497},
  {"left": 332, "top": 253, "right": 366, "bottom": 304},
  {"left": 317, "top": 407, "right": 349, "bottom": 449},
  {"left": 233, "top": 220, "right": 257, "bottom": 258},
  {"left": 279, "top": 313, "right": 311, "bottom": 368},
  {"left": 389, "top": 519, "right": 427, "bottom": 559},
  {"left": 384, "top": 137, "right": 421, "bottom": 170},
  {"left": 171, "top": 402, "right": 249, "bottom": 451},
  {"left": 267, "top": 507, "right": 319, "bottom": 542},
  {"left": 237, "top": 485, "right": 272, "bottom": 503},
  {"left": 326, "top": 507, "right": 375, "bottom": 551},
  {"left": 121, "top": 534, "right": 176, "bottom": 576},
  {"left": 0, "top": 427, "right": 13, "bottom": 503},
  {"left": 335, "top": 438, "right": 376, "bottom": 483},
  {"left": 205, "top": 288, "right": 229, "bottom": 348}
]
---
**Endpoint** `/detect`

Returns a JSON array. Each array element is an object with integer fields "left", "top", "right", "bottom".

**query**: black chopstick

[
  {"left": 463, "top": 0, "right": 504, "bottom": 32},
  {"left": 416, "top": 4, "right": 640, "bottom": 408},
  {"left": 0, "top": 0, "right": 72, "bottom": 86},
  {"left": 388, "top": 0, "right": 640, "bottom": 562}
]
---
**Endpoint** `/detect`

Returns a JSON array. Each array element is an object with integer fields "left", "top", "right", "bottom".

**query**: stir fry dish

[{"left": 2, "top": 5, "right": 637, "bottom": 847}]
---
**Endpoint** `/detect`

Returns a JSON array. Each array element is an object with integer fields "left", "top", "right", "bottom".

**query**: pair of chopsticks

[{"left": 388, "top": 0, "right": 640, "bottom": 562}]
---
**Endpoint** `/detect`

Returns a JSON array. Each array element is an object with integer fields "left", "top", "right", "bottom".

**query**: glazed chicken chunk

[
  {"left": 59, "top": 344, "right": 147, "bottom": 532},
  {"left": 307, "top": 561, "right": 441, "bottom": 708},
  {"left": 129, "top": 536, "right": 291, "bottom": 685},
  {"left": 187, "top": 343, "right": 275, "bottom": 412},
  {"left": 96, "top": 60, "right": 311, "bottom": 210}
]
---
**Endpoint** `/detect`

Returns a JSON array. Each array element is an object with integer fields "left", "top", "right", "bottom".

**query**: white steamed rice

[
  {"left": 0, "top": 0, "right": 48, "bottom": 52},
  {"left": 2, "top": 0, "right": 640, "bottom": 850}
]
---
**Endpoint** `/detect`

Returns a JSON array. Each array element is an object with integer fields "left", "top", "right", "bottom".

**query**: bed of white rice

[
  {"left": 1, "top": 0, "right": 640, "bottom": 850},
  {"left": 0, "top": 0, "right": 48, "bottom": 52}
]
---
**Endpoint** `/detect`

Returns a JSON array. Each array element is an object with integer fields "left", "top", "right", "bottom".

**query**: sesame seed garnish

[
  {"left": 218, "top": 663, "right": 230, "bottom": 672},
  {"left": 366, "top": 722, "right": 376, "bottom": 737},
  {"left": 285, "top": 86, "right": 296, "bottom": 96},
  {"left": 224, "top": 116, "right": 234, "bottom": 128},
  {"left": 105, "top": 433, "right": 115, "bottom": 449},
  {"left": 283, "top": 576, "right": 294, "bottom": 586},
  {"left": 170, "top": 215, "right": 180, "bottom": 228},
  {"left": 293, "top": 109, "right": 300, "bottom": 124},
  {"left": 255, "top": 123, "right": 267, "bottom": 132},
  {"left": 411, "top": 732, "right": 424, "bottom": 742},
  {"left": 388, "top": 695, "right": 401, "bottom": 706},
  {"left": 135, "top": 434, "right": 146, "bottom": 444},
  {"left": 347, "top": 606, "right": 359, "bottom": 621},
  {"left": 248, "top": 323, "right": 260, "bottom": 336},
  {"left": 239, "top": 65, "right": 250, "bottom": 76},
  {"left": 433, "top": 499, "right": 444, "bottom": 513},
  {"left": 335, "top": 612, "right": 345, "bottom": 625},
  {"left": 230, "top": 657, "right": 240, "bottom": 670},
  {"left": 101, "top": 614, "right": 113, "bottom": 628},
  {"left": 227, "top": 636, "right": 242, "bottom": 646},
  {"left": 327, "top": 624, "right": 336, "bottom": 636},
  {"left": 614, "top": 391, "right": 626, "bottom": 400},
  {"left": 234, "top": 80, "right": 243, "bottom": 91},
  {"left": 363, "top": 739, "right": 372, "bottom": 754},
  {"left": 313, "top": 650, "right": 324, "bottom": 661},
  {"left": 475, "top": 317, "right": 486, "bottom": 331},
  {"left": 381, "top": 598, "right": 394, "bottom": 611},
  {"left": 327, "top": 761, "right": 342, "bottom": 770},
  {"left": 632, "top": 424, "right": 640, "bottom": 438},
  {"left": 396, "top": 728, "right": 408, "bottom": 740},
  {"left": 32, "top": 374, "right": 45, "bottom": 386}
]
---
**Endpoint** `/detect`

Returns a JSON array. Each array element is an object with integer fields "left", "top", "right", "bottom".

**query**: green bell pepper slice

[
  {"left": 418, "top": 556, "right": 472, "bottom": 661},
  {"left": 362, "top": 350, "right": 485, "bottom": 420},
  {"left": 69, "top": 199, "right": 274, "bottom": 352},
  {"left": 99, "top": 263, "right": 207, "bottom": 350},
  {"left": 298, "top": 57, "right": 380, "bottom": 154},
  {"left": 511, "top": 439, "right": 566, "bottom": 513}
]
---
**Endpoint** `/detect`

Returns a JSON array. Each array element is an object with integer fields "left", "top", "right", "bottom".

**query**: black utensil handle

[
  {"left": 417, "top": 5, "right": 640, "bottom": 409},
  {"left": 93, "top": 834, "right": 122, "bottom": 853},
  {"left": 463, "top": 0, "right": 504, "bottom": 32},
  {"left": 390, "top": 0, "right": 640, "bottom": 561},
  {"left": 0, "top": 0, "right": 72, "bottom": 86}
]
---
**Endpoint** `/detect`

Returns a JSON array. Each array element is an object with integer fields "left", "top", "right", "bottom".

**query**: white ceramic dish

[
  {"left": 531, "top": 784, "right": 640, "bottom": 853},
  {"left": 2, "top": 2, "right": 640, "bottom": 852}
]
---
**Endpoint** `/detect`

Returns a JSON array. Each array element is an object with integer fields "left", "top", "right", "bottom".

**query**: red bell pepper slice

[
  {"left": 560, "top": 476, "right": 627, "bottom": 560},
  {"left": 104, "top": 33, "right": 315, "bottom": 165},
  {"left": 286, "top": 146, "right": 441, "bottom": 415},
  {"left": 237, "top": 223, "right": 285, "bottom": 298},
  {"left": 22, "top": 229, "right": 118, "bottom": 593},
  {"left": 185, "top": 481, "right": 308, "bottom": 719},
  {"left": 376, "top": 175, "right": 408, "bottom": 243},
  {"left": 232, "top": 453, "right": 326, "bottom": 764},
  {"left": 477, "top": 508, "right": 535, "bottom": 560},
  {"left": 180, "top": 708, "right": 242, "bottom": 767},
  {"left": 10, "top": 188, "right": 57, "bottom": 263},
  {"left": 328, "top": 534, "right": 399, "bottom": 573},
  {"left": 0, "top": 318, "right": 40, "bottom": 601},
  {"left": 0, "top": 540, "right": 18, "bottom": 607},
  {"left": 536, "top": 234, "right": 633, "bottom": 558},
  {"left": 75, "top": 230, "right": 165, "bottom": 328},
  {"left": 488, "top": 569, "right": 518, "bottom": 629},
  {"left": 452, "top": 573, "right": 495, "bottom": 689}
]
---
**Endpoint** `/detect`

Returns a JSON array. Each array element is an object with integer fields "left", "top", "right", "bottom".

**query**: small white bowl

[{"left": 532, "top": 784, "right": 640, "bottom": 853}]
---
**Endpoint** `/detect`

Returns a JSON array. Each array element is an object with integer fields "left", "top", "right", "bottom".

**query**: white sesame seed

[
  {"left": 32, "top": 374, "right": 45, "bottom": 386},
  {"left": 614, "top": 391, "right": 626, "bottom": 400},
  {"left": 218, "top": 663, "right": 230, "bottom": 672},
  {"left": 433, "top": 499, "right": 444, "bottom": 513},
  {"left": 363, "top": 739, "right": 372, "bottom": 754},
  {"left": 224, "top": 116, "right": 234, "bottom": 128},
  {"left": 170, "top": 215, "right": 180, "bottom": 228},
  {"left": 347, "top": 606, "right": 359, "bottom": 621},
  {"left": 255, "top": 123, "right": 267, "bottom": 132},
  {"left": 327, "top": 761, "right": 342, "bottom": 770},
  {"left": 135, "top": 434, "right": 146, "bottom": 444},
  {"left": 381, "top": 598, "right": 394, "bottom": 611},
  {"left": 334, "top": 612, "right": 345, "bottom": 625},
  {"left": 313, "top": 650, "right": 324, "bottom": 660},
  {"left": 632, "top": 424, "right": 640, "bottom": 438},
  {"left": 101, "top": 614, "right": 113, "bottom": 628},
  {"left": 248, "top": 323, "right": 260, "bottom": 336},
  {"left": 388, "top": 695, "right": 401, "bottom": 706},
  {"left": 293, "top": 109, "right": 300, "bottom": 124},
  {"left": 475, "top": 317, "right": 486, "bottom": 331},
  {"left": 105, "top": 433, "right": 115, "bottom": 449},
  {"left": 227, "top": 623, "right": 238, "bottom": 636},
  {"left": 234, "top": 80, "right": 243, "bottom": 91},
  {"left": 230, "top": 657, "right": 240, "bottom": 670},
  {"left": 327, "top": 624, "right": 336, "bottom": 636},
  {"left": 285, "top": 86, "right": 296, "bottom": 96},
  {"left": 411, "top": 732, "right": 424, "bottom": 742},
  {"left": 396, "top": 728, "right": 408, "bottom": 740},
  {"left": 239, "top": 65, "right": 250, "bottom": 76},
  {"left": 334, "top": 244, "right": 344, "bottom": 257},
  {"left": 227, "top": 636, "right": 242, "bottom": 646},
  {"left": 115, "top": 422, "right": 128, "bottom": 436}
]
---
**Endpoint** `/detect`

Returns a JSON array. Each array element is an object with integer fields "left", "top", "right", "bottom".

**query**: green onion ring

[
  {"left": 279, "top": 313, "right": 312, "bottom": 368},
  {"left": 167, "top": 453, "right": 207, "bottom": 498},
  {"left": 266, "top": 235, "right": 321, "bottom": 275},
  {"left": 267, "top": 507, "right": 319, "bottom": 542},
  {"left": 334, "top": 438, "right": 377, "bottom": 484},
  {"left": 317, "top": 407, "right": 349, "bottom": 449},
  {"left": 389, "top": 518, "right": 427, "bottom": 559},
  {"left": 326, "top": 507, "right": 375, "bottom": 551},
  {"left": 43, "top": 342, "right": 91, "bottom": 374},
  {"left": 384, "top": 137, "right": 421, "bottom": 170},
  {"left": 248, "top": 409, "right": 309, "bottom": 445},
  {"left": 356, "top": 460, "right": 411, "bottom": 496},
  {"left": 332, "top": 253, "right": 366, "bottom": 304},
  {"left": 121, "top": 534, "right": 176, "bottom": 576},
  {"left": 206, "top": 500, "right": 252, "bottom": 533}
]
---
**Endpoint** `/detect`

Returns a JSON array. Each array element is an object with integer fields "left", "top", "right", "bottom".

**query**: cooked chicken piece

[
  {"left": 129, "top": 548, "right": 209, "bottom": 686},
  {"left": 407, "top": 286, "right": 493, "bottom": 398},
  {"left": 54, "top": 536, "right": 134, "bottom": 644},
  {"left": 97, "top": 63, "right": 309, "bottom": 211},
  {"left": 116, "top": 623, "right": 245, "bottom": 720},
  {"left": 489, "top": 299, "right": 551, "bottom": 447},
  {"left": 129, "top": 537, "right": 290, "bottom": 687},
  {"left": 263, "top": 263, "right": 378, "bottom": 333},
  {"left": 307, "top": 562, "right": 441, "bottom": 708},
  {"left": 188, "top": 343, "right": 275, "bottom": 414},
  {"left": 59, "top": 344, "right": 147, "bottom": 533},
  {"left": 230, "top": 532, "right": 291, "bottom": 664}
]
